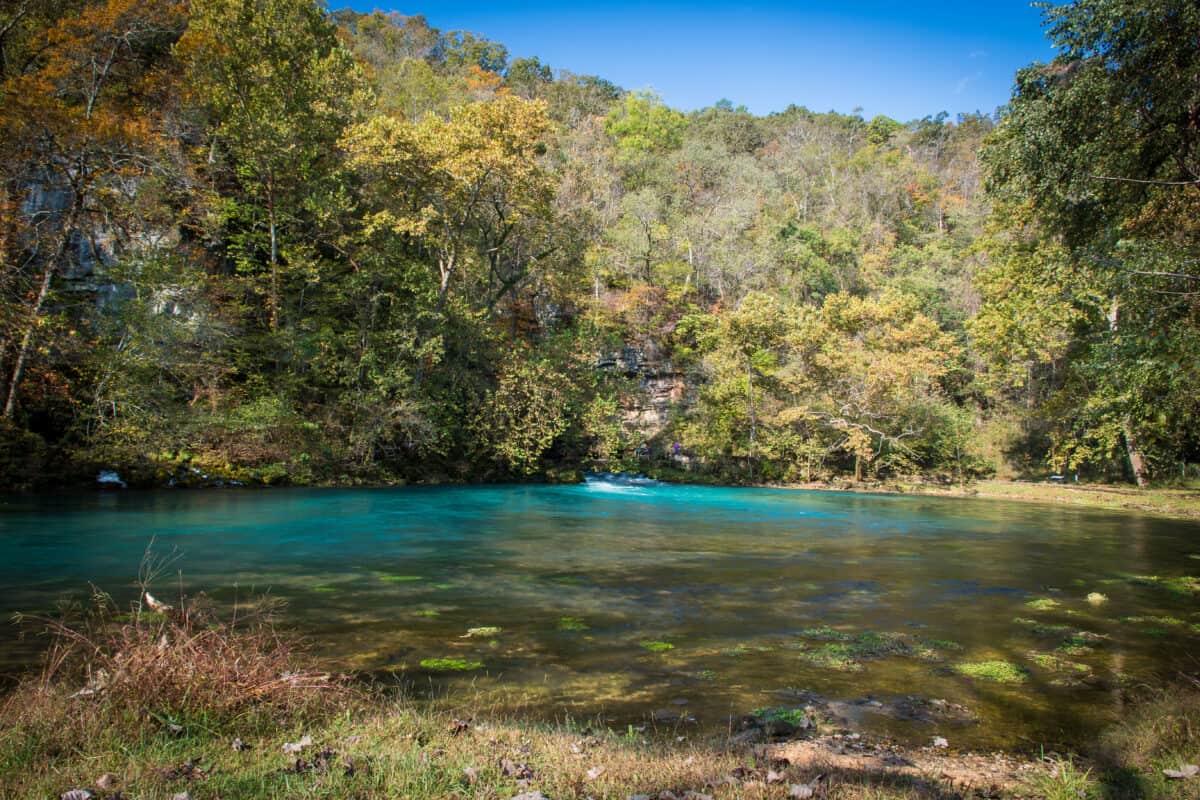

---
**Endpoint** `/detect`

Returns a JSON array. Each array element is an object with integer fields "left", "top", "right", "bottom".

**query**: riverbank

[
  {"left": 3, "top": 592, "right": 1199, "bottom": 800},
  {"left": 757, "top": 478, "right": 1200, "bottom": 522}
]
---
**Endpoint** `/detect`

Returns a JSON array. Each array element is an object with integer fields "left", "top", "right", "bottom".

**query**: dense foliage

[{"left": 0, "top": 0, "right": 1195, "bottom": 488}]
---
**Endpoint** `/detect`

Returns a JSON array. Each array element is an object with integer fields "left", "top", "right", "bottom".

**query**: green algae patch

[
  {"left": 1126, "top": 574, "right": 1200, "bottom": 595},
  {"left": 924, "top": 638, "right": 963, "bottom": 651},
  {"left": 462, "top": 626, "right": 502, "bottom": 638},
  {"left": 419, "top": 657, "right": 484, "bottom": 672},
  {"left": 721, "top": 643, "right": 775, "bottom": 657},
  {"left": 952, "top": 660, "right": 1029, "bottom": 684},
  {"left": 1056, "top": 631, "right": 1107, "bottom": 655},
  {"left": 380, "top": 575, "right": 423, "bottom": 583},
  {"left": 792, "top": 630, "right": 949, "bottom": 672},
  {"left": 640, "top": 640, "right": 674, "bottom": 653},
  {"left": 1013, "top": 617, "right": 1072, "bottom": 635},
  {"left": 1025, "top": 597, "right": 1060, "bottom": 611},
  {"left": 1119, "top": 615, "right": 1187, "bottom": 627},
  {"left": 414, "top": 609, "right": 440, "bottom": 617},
  {"left": 557, "top": 616, "right": 589, "bottom": 631},
  {"left": 799, "top": 642, "right": 863, "bottom": 671},
  {"left": 1028, "top": 651, "right": 1091, "bottom": 674},
  {"left": 797, "top": 626, "right": 852, "bottom": 641}
]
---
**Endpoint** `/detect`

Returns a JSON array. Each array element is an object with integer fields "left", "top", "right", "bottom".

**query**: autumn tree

[
  {"left": 344, "top": 94, "right": 556, "bottom": 312},
  {"left": 0, "top": 0, "right": 186, "bottom": 419}
]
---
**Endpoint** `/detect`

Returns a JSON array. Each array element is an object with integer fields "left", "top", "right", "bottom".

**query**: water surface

[{"left": 2, "top": 477, "right": 1198, "bottom": 749}]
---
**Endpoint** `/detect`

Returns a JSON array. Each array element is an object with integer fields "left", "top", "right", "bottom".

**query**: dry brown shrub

[{"left": 4, "top": 549, "right": 347, "bottom": 739}]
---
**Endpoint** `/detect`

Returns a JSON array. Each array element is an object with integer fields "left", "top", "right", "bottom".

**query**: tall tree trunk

[
  {"left": 267, "top": 183, "right": 279, "bottom": 333},
  {"left": 1107, "top": 297, "right": 1149, "bottom": 487},
  {"left": 746, "top": 357, "right": 756, "bottom": 482},
  {"left": 3, "top": 229, "right": 69, "bottom": 418},
  {"left": 1122, "top": 418, "right": 1149, "bottom": 487}
]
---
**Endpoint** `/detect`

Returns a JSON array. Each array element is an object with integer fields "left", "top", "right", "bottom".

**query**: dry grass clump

[
  {"left": 1095, "top": 675, "right": 1200, "bottom": 799},
  {"left": 3, "top": 561, "right": 345, "bottom": 750}
]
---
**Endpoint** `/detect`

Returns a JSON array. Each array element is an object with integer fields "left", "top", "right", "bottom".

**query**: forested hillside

[{"left": 0, "top": 0, "right": 1196, "bottom": 489}]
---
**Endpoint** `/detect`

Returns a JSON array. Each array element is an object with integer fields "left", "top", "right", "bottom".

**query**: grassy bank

[
  {"left": 4, "top": 587, "right": 1200, "bottom": 799},
  {"left": 752, "top": 478, "right": 1200, "bottom": 522}
]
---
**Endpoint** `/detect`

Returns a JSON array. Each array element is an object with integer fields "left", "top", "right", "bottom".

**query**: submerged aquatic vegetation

[
  {"left": 1126, "top": 574, "right": 1200, "bottom": 595},
  {"left": 1056, "top": 631, "right": 1107, "bottom": 656},
  {"left": 792, "top": 630, "right": 953, "bottom": 671},
  {"left": 1028, "top": 651, "right": 1091, "bottom": 674},
  {"left": 1012, "top": 617, "right": 1072, "bottom": 635},
  {"left": 1119, "top": 615, "right": 1187, "bottom": 627},
  {"left": 798, "top": 626, "right": 852, "bottom": 641},
  {"left": 640, "top": 640, "right": 674, "bottom": 653},
  {"left": 462, "top": 626, "right": 502, "bottom": 638},
  {"left": 952, "top": 661, "right": 1029, "bottom": 684},
  {"left": 419, "top": 658, "right": 484, "bottom": 672},
  {"left": 556, "top": 616, "right": 589, "bottom": 631},
  {"left": 1025, "top": 597, "right": 1061, "bottom": 611},
  {"left": 380, "top": 575, "right": 423, "bottom": 583}
]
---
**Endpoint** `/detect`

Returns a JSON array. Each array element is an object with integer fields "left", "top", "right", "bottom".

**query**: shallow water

[{"left": 2, "top": 477, "right": 1199, "bottom": 748}]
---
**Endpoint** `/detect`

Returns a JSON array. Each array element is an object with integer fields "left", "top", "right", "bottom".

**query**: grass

[
  {"left": 1027, "top": 755, "right": 1099, "bottom": 800},
  {"left": 800, "top": 478, "right": 1200, "bottom": 521},
  {"left": 418, "top": 658, "right": 485, "bottom": 672},
  {"left": 1095, "top": 679, "right": 1200, "bottom": 799}
]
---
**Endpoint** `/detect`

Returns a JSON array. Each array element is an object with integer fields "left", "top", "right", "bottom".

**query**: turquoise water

[{"left": 2, "top": 477, "right": 1199, "bottom": 748}]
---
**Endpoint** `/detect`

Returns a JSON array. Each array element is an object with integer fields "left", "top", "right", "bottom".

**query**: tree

[
  {"left": 178, "top": 0, "right": 367, "bottom": 335},
  {"left": 0, "top": 0, "right": 186, "bottom": 418},
  {"left": 343, "top": 94, "right": 556, "bottom": 312},
  {"left": 981, "top": 0, "right": 1200, "bottom": 484}
]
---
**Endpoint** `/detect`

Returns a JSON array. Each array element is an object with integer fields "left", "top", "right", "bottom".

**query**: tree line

[{"left": 0, "top": 0, "right": 1196, "bottom": 488}]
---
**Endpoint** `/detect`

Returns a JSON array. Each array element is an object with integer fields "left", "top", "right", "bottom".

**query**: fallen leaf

[
  {"left": 95, "top": 773, "right": 117, "bottom": 789},
  {"left": 586, "top": 766, "right": 605, "bottom": 780}
]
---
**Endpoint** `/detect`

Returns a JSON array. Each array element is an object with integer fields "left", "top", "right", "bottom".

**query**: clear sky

[{"left": 338, "top": 1, "right": 1057, "bottom": 122}]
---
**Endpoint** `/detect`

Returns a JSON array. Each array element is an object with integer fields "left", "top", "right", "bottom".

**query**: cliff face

[{"left": 600, "top": 339, "right": 693, "bottom": 446}]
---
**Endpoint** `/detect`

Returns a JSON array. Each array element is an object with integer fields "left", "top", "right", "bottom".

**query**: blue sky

[{"left": 339, "top": 1, "right": 1056, "bottom": 122}]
